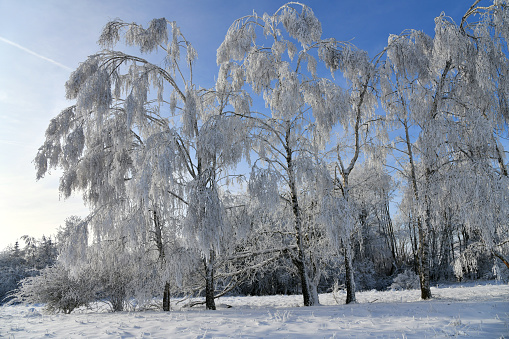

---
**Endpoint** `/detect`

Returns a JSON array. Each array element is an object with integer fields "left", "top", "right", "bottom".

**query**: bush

[
  {"left": 12, "top": 264, "right": 96, "bottom": 314},
  {"left": 389, "top": 270, "right": 419, "bottom": 291}
]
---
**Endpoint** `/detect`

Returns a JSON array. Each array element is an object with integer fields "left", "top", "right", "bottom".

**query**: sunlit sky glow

[{"left": 0, "top": 0, "right": 472, "bottom": 250}]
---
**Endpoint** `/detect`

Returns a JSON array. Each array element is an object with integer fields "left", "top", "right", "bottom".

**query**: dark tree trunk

[
  {"left": 418, "top": 209, "right": 432, "bottom": 300},
  {"left": 285, "top": 125, "right": 318, "bottom": 306},
  {"left": 383, "top": 202, "right": 398, "bottom": 263},
  {"left": 293, "top": 256, "right": 314, "bottom": 306},
  {"left": 344, "top": 244, "right": 356, "bottom": 304},
  {"left": 409, "top": 219, "right": 419, "bottom": 274},
  {"left": 204, "top": 252, "right": 216, "bottom": 310},
  {"left": 153, "top": 209, "right": 171, "bottom": 311},
  {"left": 163, "top": 281, "right": 171, "bottom": 311},
  {"left": 111, "top": 289, "right": 125, "bottom": 312},
  {"left": 418, "top": 230, "right": 432, "bottom": 299}
]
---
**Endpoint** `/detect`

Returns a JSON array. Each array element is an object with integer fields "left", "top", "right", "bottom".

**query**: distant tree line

[{"left": 0, "top": 235, "right": 57, "bottom": 304}]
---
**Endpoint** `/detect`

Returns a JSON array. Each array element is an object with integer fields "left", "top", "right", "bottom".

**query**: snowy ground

[{"left": 1, "top": 281, "right": 508, "bottom": 338}]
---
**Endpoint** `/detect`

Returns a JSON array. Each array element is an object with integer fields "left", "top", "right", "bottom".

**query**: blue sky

[{"left": 0, "top": 0, "right": 474, "bottom": 250}]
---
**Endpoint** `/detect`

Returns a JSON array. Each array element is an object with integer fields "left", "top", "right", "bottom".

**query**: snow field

[{"left": 1, "top": 282, "right": 507, "bottom": 338}]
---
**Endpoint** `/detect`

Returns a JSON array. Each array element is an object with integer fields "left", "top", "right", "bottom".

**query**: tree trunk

[
  {"left": 418, "top": 223, "right": 432, "bottom": 299},
  {"left": 380, "top": 200, "right": 397, "bottom": 264},
  {"left": 409, "top": 219, "right": 419, "bottom": 274},
  {"left": 153, "top": 209, "right": 171, "bottom": 311},
  {"left": 163, "top": 281, "right": 171, "bottom": 311},
  {"left": 204, "top": 252, "right": 216, "bottom": 310},
  {"left": 293, "top": 255, "right": 317, "bottom": 306},
  {"left": 403, "top": 118, "right": 432, "bottom": 299},
  {"left": 417, "top": 168, "right": 434, "bottom": 299},
  {"left": 418, "top": 206, "right": 432, "bottom": 299},
  {"left": 333, "top": 81, "right": 367, "bottom": 305},
  {"left": 111, "top": 287, "right": 125, "bottom": 312},
  {"left": 285, "top": 125, "right": 319, "bottom": 307},
  {"left": 338, "top": 175, "right": 356, "bottom": 304},
  {"left": 344, "top": 244, "right": 356, "bottom": 304},
  {"left": 290, "top": 194, "right": 318, "bottom": 306}
]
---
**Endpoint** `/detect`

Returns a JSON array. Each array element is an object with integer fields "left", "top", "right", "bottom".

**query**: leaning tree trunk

[
  {"left": 204, "top": 251, "right": 216, "bottom": 310},
  {"left": 492, "top": 251, "right": 509, "bottom": 270}
]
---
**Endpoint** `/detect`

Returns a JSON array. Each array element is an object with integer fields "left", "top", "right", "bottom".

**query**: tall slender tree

[
  {"left": 327, "top": 45, "right": 380, "bottom": 304},
  {"left": 217, "top": 2, "right": 356, "bottom": 306}
]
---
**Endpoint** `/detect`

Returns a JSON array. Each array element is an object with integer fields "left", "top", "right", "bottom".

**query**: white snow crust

[{"left": 1, "top": 281, "right": 507, "bottom": 338}]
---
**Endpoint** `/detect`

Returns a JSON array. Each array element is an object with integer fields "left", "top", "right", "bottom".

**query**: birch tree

[
  {"left": 35, "top": 18, "right": 250, "bottom": 310},
  {"left": 324, "top": 46, "right": 380, "bottom": 304},
  {"left": 217, "top": 2, "right": 356, "bottom": 306},
  {"left": 381, "top": 0, "right": 509, "bottom": 298}
]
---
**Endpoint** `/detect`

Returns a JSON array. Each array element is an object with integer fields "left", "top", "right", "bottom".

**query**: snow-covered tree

[
  {"left": 323, "top": 44, "right": 382, "bottom": 303},
  {"left": 381, "top": 0, "right": 509, "bottom": 298},
  {"left": 35, "top": 18, "right": 251, "bottom": 310},
  {"left": 217, "top": 2, "right": 364, "bottom": 306}
]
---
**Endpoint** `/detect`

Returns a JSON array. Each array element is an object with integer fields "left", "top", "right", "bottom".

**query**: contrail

[{"left": 0, "top": 36, "right": 73, "bottom": 72}]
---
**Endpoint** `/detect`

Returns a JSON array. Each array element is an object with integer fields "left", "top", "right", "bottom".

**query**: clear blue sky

[{"left": 0, "top": 0, "right": 474, "bottom": 250}]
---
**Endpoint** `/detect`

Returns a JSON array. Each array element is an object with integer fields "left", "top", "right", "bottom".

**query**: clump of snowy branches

[{"left": 389, "top": 270, "right": 419, "bottom": 291}]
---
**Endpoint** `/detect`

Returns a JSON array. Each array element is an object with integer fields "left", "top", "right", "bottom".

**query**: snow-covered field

[{"left": 1, "top": 281, "right": 508, "bottom": 338}]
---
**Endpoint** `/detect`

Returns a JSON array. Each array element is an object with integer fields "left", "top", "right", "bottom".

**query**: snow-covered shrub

[
  {"left": 85, "top": 241, "right": 143, "bottom": 312},
  {"left": 12, "top": 264, "right": 96, "bottom": 314},
  {"left": 233, "top": 257, "right": 300, "bottom": 296},
  {"left": 492, "top": 262, "right": 509, "bottom": 283},
  {"left": 354, "top": 260, "right": 377, "bottom": 291},
  {"left": 331, "top": 279, "right": 343, "bottom": 304},
  {"left": 452, "top": 242, "right": 497, "bottom": 281},
  {"left": 389, "top": 270, "right": 419, "bottom": 291},
  {"left": 96, "top": 270, "right": 130, "bottom": 312}
]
